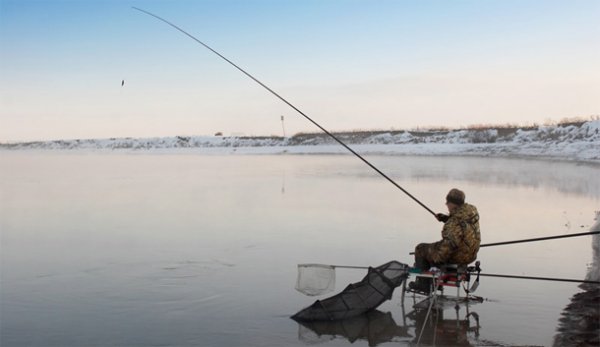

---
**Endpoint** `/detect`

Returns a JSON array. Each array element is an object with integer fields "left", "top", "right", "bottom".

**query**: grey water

[{"left": 1, "top": 153, "right": 598, "bottom": 347}]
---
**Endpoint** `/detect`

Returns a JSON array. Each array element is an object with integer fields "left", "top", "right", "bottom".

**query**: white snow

[{"left": 2, "top": 121, "right": 599, "bottom": 163}]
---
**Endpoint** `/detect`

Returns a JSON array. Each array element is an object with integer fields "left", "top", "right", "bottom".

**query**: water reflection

[
  {"left": 408, "top": 305, "right": 481, "bottom": 346},
  {"left": 296, "top": 304, "right": 482, "bottom": 346},
  {"left": 364, "top": 156, "right": 600, "bottom": 199},
  {"left": 553, "top": 213, "right": 600, "bottom": 346},
  {"left": 296, "top": 310, "right": 410, "bottom": 346},
  {"left": 1, "top": 154, "right": 597, "bottom": 347}
]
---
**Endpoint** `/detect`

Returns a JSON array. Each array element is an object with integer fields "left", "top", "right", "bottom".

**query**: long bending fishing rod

[
  {"left": 409, "top": 230, "right": 600, "bottom": 255},
  {"left": 299, "top": 264, "right": 600, "bottom": 284},
  {"left": 132, "top": 7, "right": 436, "bottom": 217},
  {"left": 479, "top": 230, "right": 599, "bottom": 248}
]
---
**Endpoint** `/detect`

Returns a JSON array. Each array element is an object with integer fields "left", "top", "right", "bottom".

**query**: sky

[{"left": 0, "top": 0, "right": 599, "bottom": 142}]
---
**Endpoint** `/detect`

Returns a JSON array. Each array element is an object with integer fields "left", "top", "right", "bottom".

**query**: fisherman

[{"left": 409, "top": 188, "right": 481, "bottom": 293}]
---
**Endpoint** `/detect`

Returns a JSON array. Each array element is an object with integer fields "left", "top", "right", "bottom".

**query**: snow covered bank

[{"left": 2, "top": 121, "right": 599, "bottom": 163}]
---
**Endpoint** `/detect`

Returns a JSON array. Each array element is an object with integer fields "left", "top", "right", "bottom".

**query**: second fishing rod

[{"left": 133, "top": 7, "right": 436, "bottom": 217}]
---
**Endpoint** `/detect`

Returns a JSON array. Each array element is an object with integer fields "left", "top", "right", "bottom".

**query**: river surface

[{"left": 1, "top": 153, "right": 598, "bottom": 346}]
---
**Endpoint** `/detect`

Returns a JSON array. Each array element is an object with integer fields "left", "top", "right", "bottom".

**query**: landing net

[
  {"left": 292, "top": 261, "right": 410, "bottom": 321},
  {"left": 295, "top": 264, "right": 336, "bottom": 296}
]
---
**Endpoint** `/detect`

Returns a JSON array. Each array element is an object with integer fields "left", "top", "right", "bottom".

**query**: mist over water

[{"left": 1, "top": 153, "right": 598, "bottom": 346}]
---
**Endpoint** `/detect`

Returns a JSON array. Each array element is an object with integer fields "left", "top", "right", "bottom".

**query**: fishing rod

[
  {"left": 298, "top": 263, "right": 600, "bottom": 284},
  {"left": 479, "top": 230, "right": 599, "bottom": 248},
  {"left": 478, "top": 273, "right": 600, "bottom": 285},
  {"left": 408, "top": 230, "right": 599, "bottom": 255},
  {"left": 132, "top": 7, "right": 436, "bottom": 217}
]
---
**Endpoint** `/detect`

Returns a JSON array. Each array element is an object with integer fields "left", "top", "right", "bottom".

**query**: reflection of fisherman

[
  {"left": 410, "top": 188, "right": 481, "bottom": 293},
  {"left": 410, "top": 308, "right": 480, "bottom": 346}
]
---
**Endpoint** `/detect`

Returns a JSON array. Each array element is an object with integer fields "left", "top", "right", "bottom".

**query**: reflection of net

[
  {"left": 296, "top": 264, "right": 335, "bottom": 296},
  {"left": 296, "top": 310, "right": 411, "bottom": 346},
  {"left": 297, "top": 324, "right": 335, "bottom": 345}
]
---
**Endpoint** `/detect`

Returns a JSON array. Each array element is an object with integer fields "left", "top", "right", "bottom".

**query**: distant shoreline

[
  {"left": 2, "top": 120, "right": 599, "bottom": 164},
  {"left": 2, "top": 144, "right": 599, "bottom": 166}
]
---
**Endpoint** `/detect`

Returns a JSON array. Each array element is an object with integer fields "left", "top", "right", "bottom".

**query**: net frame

[{"left": 296, "top": 264, "right": 336, "bottom": 296}]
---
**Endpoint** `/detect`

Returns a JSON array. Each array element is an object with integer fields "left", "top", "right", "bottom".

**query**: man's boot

[{"left": 408, "top": 277, "right": 432, "bottom": 294}]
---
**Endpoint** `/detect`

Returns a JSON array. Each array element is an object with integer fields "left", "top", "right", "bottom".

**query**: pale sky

[{"left": 1, "top": 0, "right": 599, "bottom": 142}]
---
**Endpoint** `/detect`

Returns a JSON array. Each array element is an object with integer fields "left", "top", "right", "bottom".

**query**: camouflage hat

[{"left": 446, "top": 188, "right": 465, "bottom": 205}]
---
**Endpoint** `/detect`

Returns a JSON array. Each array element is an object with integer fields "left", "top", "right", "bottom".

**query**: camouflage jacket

[{"left": 441, "top": 203, "right": 481, "bottom": 264}]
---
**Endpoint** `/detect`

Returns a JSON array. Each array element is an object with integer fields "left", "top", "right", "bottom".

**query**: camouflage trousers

[{"left": 413, "top": 240, "right": 453, "bottom": 271}]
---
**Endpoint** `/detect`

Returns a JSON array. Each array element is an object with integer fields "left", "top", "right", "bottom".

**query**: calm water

[{"left": 1, "top": 152, "right": 598, "bottom": 346}]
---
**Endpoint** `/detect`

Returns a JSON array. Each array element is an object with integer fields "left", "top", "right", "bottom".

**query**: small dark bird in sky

[{"left": 121, "top": 80, "right": 125, "bottom": 87}]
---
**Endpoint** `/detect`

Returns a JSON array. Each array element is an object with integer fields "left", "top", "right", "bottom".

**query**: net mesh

[
  {"left": 296, "top": 264, "right": 336, "bottom": 296},
  {"left": 292, "top": 261, "right": 409, "bottom": 321}
]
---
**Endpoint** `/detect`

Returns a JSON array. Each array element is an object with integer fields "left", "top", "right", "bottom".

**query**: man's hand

[{"left": 436, "top": 213, "right": 449, "bottom": 222}]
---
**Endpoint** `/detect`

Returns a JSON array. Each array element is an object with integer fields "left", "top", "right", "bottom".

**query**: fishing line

[{"left": 132, "top": 7, "right": 436, "bottom": 216}]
